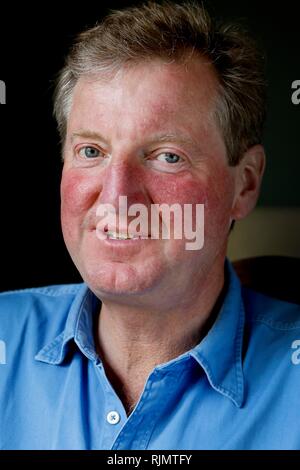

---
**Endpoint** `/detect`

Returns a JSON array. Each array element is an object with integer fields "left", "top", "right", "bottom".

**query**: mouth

[{"left": 105, "top": 230, "right": 149, "bottom": 240}]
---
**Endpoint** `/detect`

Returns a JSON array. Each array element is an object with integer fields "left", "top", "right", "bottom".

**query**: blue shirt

[{"left": 0, "top": 261, "right": 300, "bottom": 450}]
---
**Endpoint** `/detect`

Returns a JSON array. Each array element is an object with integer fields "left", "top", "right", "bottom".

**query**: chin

[{"left": 79, "top": 258, "right": 164, "bottom": 299}]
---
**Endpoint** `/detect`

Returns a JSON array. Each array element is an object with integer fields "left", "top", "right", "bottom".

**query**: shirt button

[{"left": 106, "top": 411, "right": 121, "bottom": 425}]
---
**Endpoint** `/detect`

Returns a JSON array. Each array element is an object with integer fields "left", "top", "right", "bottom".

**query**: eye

[
  {"left": 156, "top": 153, "right": 182, "bottom": 164},
  {"left": 78, "top": 146, "right": 101, "bottom": 159},
  {"left": 146, "top": 151, "right": 187, "bottom": 174}
]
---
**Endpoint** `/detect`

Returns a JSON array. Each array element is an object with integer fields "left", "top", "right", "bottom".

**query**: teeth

[{"left": 106, "top": 231, "right": 137, "bottom": 240}]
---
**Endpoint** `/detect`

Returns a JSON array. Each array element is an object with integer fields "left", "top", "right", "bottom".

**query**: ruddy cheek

[
  {"left": 60, "top": 170, "right": 101, "bottom": 216},
  {"left": 204, "top": 170, "right": 236, "bottom": 236},
  {"left": 144, "top": 169, "right": 234, "bottom": 237},
  {"left": 144, "top": 172, "right": 209, "bottom": 206}
]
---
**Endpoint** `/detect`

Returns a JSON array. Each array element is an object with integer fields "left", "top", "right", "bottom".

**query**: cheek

[
  {"left": 204, "top": 168, "right": 236, "bottom": 237},
  {"left": 60, "top": 168, "right": 103, "bottom": 244},
  {"left": 60, "top": 169, "right": 100, "bottom": 218},
  {"left": 144, "top": 167, "right": 234, "bottom": 209},
  {"left": 144, "top": 171, "right": 207, "bottom": 206},
  {"left": 144, "top": 167, "right": 234, "bottom": 234}
]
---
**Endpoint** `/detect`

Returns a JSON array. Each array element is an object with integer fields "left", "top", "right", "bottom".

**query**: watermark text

[
  {"left": 291, "top": 80, "right": 300, "bottom": 105},
  {"left": 0, "top": 340, "right": 6, "bottom": 365},
  {"left": 291, "top": 339, "right": 300, "bottom": 365},
  {"left": 0, "top": 80, "right": 6, "bottom": 104},
  {"left": 95, "top": 196, "right": 204, "bottom": 250}
]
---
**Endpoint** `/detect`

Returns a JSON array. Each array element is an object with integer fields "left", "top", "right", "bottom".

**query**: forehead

[{"left": 67, "top": 57, "right": 221, "bottom": 142}]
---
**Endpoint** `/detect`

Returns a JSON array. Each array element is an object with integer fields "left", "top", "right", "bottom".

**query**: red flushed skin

[{"left": 61, "top": 58, "right": 239, "bottom": 304}]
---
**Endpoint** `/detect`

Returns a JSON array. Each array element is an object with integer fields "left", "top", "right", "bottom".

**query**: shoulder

[
  {"left": 0, "top": 284, "right": 83, "bottom": 319},
  {"left": 0, "top": 284, "right": 84, "bottom": 354},
  {"left": 0, "top": 283, "right": 82, "bottom": 299},
  {"left": 242, "top": 287, "right": 300, "bottom": 368},
  {"left": 242, "top": 286, "right": 300, "bottom": 331}
]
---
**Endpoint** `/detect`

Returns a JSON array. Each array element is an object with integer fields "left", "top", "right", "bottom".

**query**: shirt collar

[
  {"left": 35, "top": 260, "right": 245, "bottom": 407},
  {"left": 35, "top": 284, "right": 100, "bottom": 365},
  {"left": 189, "top": 260, "right": 245, "bottom": 408}
]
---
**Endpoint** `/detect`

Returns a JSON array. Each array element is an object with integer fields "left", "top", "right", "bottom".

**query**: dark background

[{"left": 0, "top": 0, "right": 299, "bottom": 291}]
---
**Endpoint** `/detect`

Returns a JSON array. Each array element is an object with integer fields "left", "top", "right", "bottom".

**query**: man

[{"left": 0, "top": 1, "right": 299, "bottom": 450}]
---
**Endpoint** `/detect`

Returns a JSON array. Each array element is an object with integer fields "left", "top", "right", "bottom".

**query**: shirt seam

[{"left": 249, "top": 317, "right": 300, "bottom": 331}]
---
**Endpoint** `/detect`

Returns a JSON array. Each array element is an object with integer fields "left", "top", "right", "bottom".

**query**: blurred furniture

[{"left": 228, "top": 207, "right": 300, "bottom": 261}]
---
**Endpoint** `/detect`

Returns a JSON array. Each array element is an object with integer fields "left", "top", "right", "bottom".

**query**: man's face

[{"left": 61, "top": 58, "right": 238, "bottom": 304}]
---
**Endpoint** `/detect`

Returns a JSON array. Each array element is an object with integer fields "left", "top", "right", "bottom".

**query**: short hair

[{"left": 53, "top": 1, "right": 266, "bottom": 165}]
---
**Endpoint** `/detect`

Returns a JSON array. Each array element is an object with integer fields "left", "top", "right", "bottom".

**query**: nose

[{"left": 99, "top": 161, "right": 150, "bottom": 209}]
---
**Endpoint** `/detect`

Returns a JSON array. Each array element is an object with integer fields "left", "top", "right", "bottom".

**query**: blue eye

[
  {"left": 79, "top": 146, "right": 100, "bottom": 159},
  {"left": 157, "top": 153, "right": 181, "bottom": 164}
]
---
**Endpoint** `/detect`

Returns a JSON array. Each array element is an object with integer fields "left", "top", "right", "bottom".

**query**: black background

[{"left": 0, "top": 0, "right": 299, "bottom": 291}]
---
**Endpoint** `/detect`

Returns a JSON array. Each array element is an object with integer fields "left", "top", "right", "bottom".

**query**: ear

[{"left": 231, "top": 145, "right": 266, "bottom": 221}]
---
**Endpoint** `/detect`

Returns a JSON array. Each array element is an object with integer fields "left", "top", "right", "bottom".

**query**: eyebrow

[
  {"left": 71, "top": 129, "right": 197, "bottom": 148},
  {"left": 152, "top": 133, "right": 197, "bottom": 147},
  {"left": 71, "top": 130, "right": 109, "bottom": 144}
]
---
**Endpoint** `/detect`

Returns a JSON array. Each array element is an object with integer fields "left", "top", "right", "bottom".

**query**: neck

[{"left": 96, "top": 259, "right": 226, "bottom": 414}]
